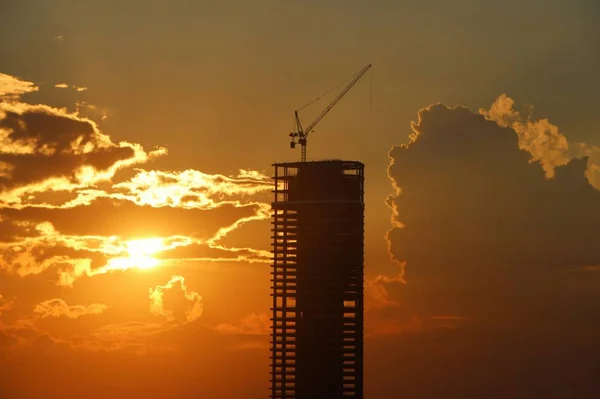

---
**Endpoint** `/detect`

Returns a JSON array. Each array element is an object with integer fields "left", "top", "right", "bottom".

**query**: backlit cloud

[
  {"left": 149, "top": 275, "right": 203, "bottom": 323},
  {"left": 73, "top": 321, "right": 176, "bottom": 353},
  {"left": 0, "top": 72, "right": 273, "bottom": 291},
  {"left": 112, "top": 169, "right": 271, "bottom": 209},
  {"left": 33, "top": 299, "right": 107, "bottom": 319},
  {"left": 376, "top": 97, "right": 600, "bottom": 396},
  {"left": 380, "top": 97, "right": 600, "bottom": 298},
  {"left": 214, "top": 313, "right": 269, "bottom": 335},
  {"left": 0, "top": 101, "right": 166, "bottom": 207},
  {"left": 365, "top": 262, "right": 405, "bottom": 308},
  {"left": 0, "top": 201, "right": 270, "bottom": 285},
  {"left": 0, "top": 73, "right": 38, "bottom": 99},
  {"left": 53, "top": 83, "right": 87, "bottom": 92},
  {"left": 0, "top": 316, "right": 69, "bottom": 351},
  {"left": 158, "top": 242, "right": 271, "bottom": 265},
  {"left": 0, "top": 71, "right": 272, "bottom": 368},
  {"left": 480, "top": 94, "right": 600, "bottom": 189},
  {"left": 0, "top": 294, "right": 13, "bottom": 315}
]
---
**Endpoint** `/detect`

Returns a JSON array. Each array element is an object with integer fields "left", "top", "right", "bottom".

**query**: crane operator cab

[{"left": 289, "top": 132, "right": 296, "bottom": 148}]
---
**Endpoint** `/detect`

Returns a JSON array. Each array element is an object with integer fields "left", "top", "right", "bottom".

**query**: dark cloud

[
  {"left": 157, "top": 241, "right": 270, "bottom": 264},
  {"left": 214, "top": 312, "right": 269, "bottom": 335},
  {"left": 0, "top": 217, "right": 39, "bottom": 242},
  {"left": 2, "top": 198, "right": 261, "bottom": 238},
  {"left": 378, "top": 102, "right": 600, "bottom": 397},
  {"left": 0, "top": 321, "right": 267, "bottom": 398},
  {"left": 0, "top": 102, "right": 165, "bottom": 204},
  {"left": 0, "top": 199, "right": 268, "bottom": 284},
  {"left": 0, "top": 107, "right": 96, "bottom": 152},
  {"left": 1, "top": 146, "right": 134, "bottom": 188},
  {"left": 387, "top": 104, "right": 599, "bottom": 278}
]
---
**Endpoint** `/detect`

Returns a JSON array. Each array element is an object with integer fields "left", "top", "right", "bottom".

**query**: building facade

[{"left": 270, "top": 160, "right": 365, "bottom": 399}]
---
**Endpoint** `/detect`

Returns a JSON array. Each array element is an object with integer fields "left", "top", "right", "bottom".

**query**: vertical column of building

[
  {"left": 339, "top": 180, "right": 364, "bottom": 397},
  {"left": 343, "top": 163, "right": 365, "bottom": 397},
  {"left": 271, "top": 165, "right": 298, "bottom": 399}
]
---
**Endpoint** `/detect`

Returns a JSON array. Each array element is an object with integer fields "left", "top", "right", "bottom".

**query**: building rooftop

[{"left": 272, "top": 159, "right": 364, "bottom": 168}]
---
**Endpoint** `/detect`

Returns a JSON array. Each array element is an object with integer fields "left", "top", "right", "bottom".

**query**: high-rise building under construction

[{"left": 270, "top": 160, "right": 364, "bottom": 399}]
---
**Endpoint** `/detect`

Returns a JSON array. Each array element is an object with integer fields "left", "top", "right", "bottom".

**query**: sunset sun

[
  {"left": 123, "top": 238, "right": 164, "bottom": 270},
  {"left": 125, "top": 238, "right": 163, "bottom": 269}
]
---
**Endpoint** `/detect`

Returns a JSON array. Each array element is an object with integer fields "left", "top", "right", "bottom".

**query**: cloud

[
  {"left": 0, "top": 307, "right": 72, "bottom": 354},
  {"left": 1, "top": 72, "right": 272, "bottom": 287},
  {"left": 149, "top": 275, "right": 203, "bottom": 323},
  {"left": 33, "top": 299, "right": 107, "bottom": 319},
  {"left": 0, "top": 158, "right": 271, "bottom": 283},
  {"left": 0, "top": 73, "right": 38, "bottom": 99},
  {"left": 377, "top": 97, "right": 600, "bottom": 396},
  {"left": 385, "top": 99, "right": 599, "bottom": 286},
  {"left": 366, "top": 262, "right": 406, "bottom": 307},
  {"left": 112, "top": 169, "right": 272, "bottom": 209},
  {"left": 0, "top": 101, "right": 166, "bottom": 206},
  {"left": 0, "top": 197, "right": 269, "bottom": 284},
  {"left": 73, "top": 101, "right": 109, "bottom": 122},
  {"left": 72, "top": 321, "right": 176, "bottom": 353},
  {"left": 0, "top": 294, "right": 196, "bottom": 354},
  {"left": 0, "top": 166, "right": 270, "bottom": 210},
  {"left": 214, "top": 313, "right": 270, "bottom": 351},
  {"left": 366, "top": 313, "right": 423, "bottom": 336},
  {"left": 0, "top": 294, "right": 13, "bottom": 315},
  {"left": 0, "top": 316, "right": 171, "bottom": 354},
  {"left": 214, "top": 313, "right": 269, "bottom": 335},
  {"left": 565, "top": 264, "right": 600, "bottom": 272},
  {"left": 0, "top": 70, "right": 274, "bottom": 368},
  {"left": 54, "top": 83, "right": 87, "bottom": 92},
  {"left": 4, "top": 196, "right": 262, "bottom": 231},
  {"left": 158, "top": 242, "right": 271, "bottom": 265},
  {"left": 480, "top": 94, "right": 600, "bottom": 189},
  {"left": 0, "top": 287, "right": 208, "bottom": 354}
]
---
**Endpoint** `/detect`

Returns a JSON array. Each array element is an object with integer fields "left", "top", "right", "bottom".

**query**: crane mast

[{"left": 289, "top": 64, "right": 372, "bottom": 162}]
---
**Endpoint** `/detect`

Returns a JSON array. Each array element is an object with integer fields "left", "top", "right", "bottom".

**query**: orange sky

[{"left": 2, "top": 2, "right": 600, "bottom": 398}]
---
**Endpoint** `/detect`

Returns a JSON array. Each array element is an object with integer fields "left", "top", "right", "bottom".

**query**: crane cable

[
  {"left": 296, "top": 68, "right": 363, "bottom": 112},
  {"left": 369, "top": 67, "right": 373, "bottom": 132},
  {"left": 369, "top": 67, "right": 372, "bottom": 115}
]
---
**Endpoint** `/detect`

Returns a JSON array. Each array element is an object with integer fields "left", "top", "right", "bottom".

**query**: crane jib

[{"left": 289, "top": 64, "right": 372, "bottom": 162}]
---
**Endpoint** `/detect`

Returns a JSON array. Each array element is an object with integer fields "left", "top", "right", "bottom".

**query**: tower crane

[{"left": 289, "top": 64, "right": 372, "bottom": 162}]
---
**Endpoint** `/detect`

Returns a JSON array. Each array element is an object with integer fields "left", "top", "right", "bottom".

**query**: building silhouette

[{"left": 270, "top": 160, "right": 364, "bottom": 399}]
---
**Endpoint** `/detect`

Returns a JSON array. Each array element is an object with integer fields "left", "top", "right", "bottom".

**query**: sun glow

[
  {"left": 124, "top": 238, "right": 163, "bottom": 270},
  {"left": 101, "top": 238, "right": 164, "bottom": 272}
]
